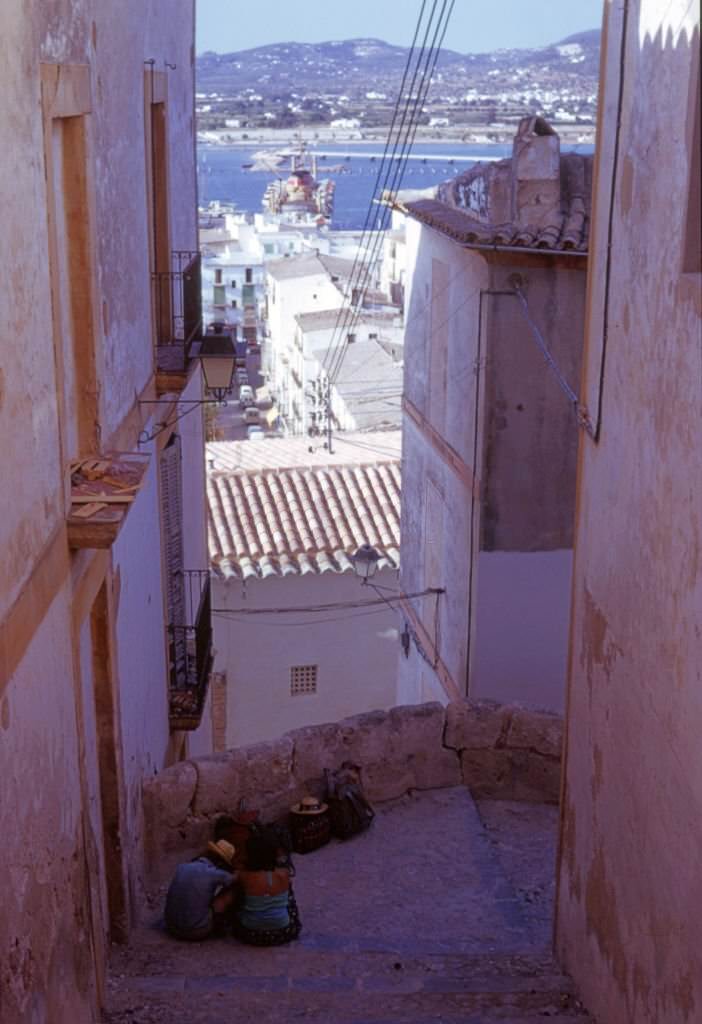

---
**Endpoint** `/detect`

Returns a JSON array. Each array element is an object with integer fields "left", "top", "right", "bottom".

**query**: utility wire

[
  {"left": 326, "top": 0, "right": 455, "bottom": 388},
  {"left": 321, "top": 0, "right": 447, "bottom": 384},
  {"left": 320, "top": 0, "right": 430, "bottom": 378}
]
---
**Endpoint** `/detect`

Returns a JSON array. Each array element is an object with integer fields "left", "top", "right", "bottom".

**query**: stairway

[{"left": 104, "top": 788, "right": 593, "bottom": 1023}]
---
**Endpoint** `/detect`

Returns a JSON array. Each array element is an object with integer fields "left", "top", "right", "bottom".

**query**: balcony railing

[
  {"left": 152, "top": 250, "right": 203, "bottom": 375},
  {"left": 168, "top": 569, "right": 213, "bottom": 730}
]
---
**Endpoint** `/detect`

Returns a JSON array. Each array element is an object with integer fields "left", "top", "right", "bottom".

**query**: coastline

[{"left": 198, "top": 123, "right": 596, "bottom": 150}]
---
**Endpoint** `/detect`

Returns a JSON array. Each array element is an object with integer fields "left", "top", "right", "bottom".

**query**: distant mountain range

[
  {"left": 197, "top": 30, "right": 600, "bottom": 97},
  {"left": 196, "top": 30, "right": 600, "bottom": 131}
]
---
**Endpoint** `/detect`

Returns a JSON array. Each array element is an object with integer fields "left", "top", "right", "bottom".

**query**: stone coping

[{"left": 143, "top": 699, "right": 562, "bottom": 892}]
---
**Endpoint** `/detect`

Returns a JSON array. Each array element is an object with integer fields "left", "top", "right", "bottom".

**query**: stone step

[{"left": 105, "top": 951, "right": 591, "bottom": 1023}]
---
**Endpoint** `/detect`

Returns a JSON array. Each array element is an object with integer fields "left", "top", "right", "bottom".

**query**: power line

[
  {"left": 321, "top": 0, "right": 448, "bottom": 388},
  {"left": 326, "top": 0, "right": 456, "bottom": 389}
]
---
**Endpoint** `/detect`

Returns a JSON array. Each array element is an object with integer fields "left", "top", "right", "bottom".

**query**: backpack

[{"left": 324, "top": 763, "right": 375, "bottom": 840}]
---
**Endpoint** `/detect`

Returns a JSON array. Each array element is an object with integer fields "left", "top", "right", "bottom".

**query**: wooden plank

[
  {"left": 71, "top": 502, "right": 109, "bottom": 519},
  {"left": 72, "top": 494, "right": 135, "bottom": 505}
]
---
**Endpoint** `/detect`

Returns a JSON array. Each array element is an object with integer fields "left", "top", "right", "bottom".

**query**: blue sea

[
  {"left": 197, "top": 141, "right": 494, "bottom": 230},
  {"left": 197, "top": 140, "right": 594, "bottom": 230}
]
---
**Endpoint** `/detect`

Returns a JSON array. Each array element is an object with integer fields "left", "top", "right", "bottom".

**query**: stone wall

[{"left": 143, "top": 700, "right": 562, "bottom": 894}]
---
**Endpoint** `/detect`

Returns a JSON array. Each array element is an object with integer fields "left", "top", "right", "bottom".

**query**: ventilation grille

[{"left": 290, "top": 665, "right": 318, "bottom": 696}]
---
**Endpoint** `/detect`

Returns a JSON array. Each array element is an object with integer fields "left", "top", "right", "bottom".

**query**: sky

[{"left": 196, "top": 0, "right": 604, "bottom": 55}]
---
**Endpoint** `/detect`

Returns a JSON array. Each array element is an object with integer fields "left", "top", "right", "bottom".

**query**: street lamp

[
  {"left": 199, "top": 333, "right": 236, "bottom": 403},
  {"left": 138, "top": 332, "right": 237, "bottom": 445},
  {"left": 351, "top": 543, "right": 381, "bottom": 582}
]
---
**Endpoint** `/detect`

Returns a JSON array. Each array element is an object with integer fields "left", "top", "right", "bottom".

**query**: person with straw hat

[{"left": 164, "top": 839, "right": 238, "bottom": 941}]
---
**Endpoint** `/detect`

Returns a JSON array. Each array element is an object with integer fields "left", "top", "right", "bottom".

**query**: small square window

[{"left": 290, "top": 664, "right": 318, "bottom": 696}]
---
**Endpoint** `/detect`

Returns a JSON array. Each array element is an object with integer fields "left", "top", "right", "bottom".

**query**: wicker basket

[{"left": 289, "top": 810, "right": 331, "bottom": 854}]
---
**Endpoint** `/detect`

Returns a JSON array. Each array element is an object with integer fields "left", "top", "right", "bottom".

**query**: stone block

[
  {"left": 193, "top": 736, "right": 294, "bottom": 816},
  {"left": 444, "top": 700, "right": 511, "bottom": 751},
  {"left": 288, "top": 721, "right": 348, "bottom": 788},
  {"left": 507, "top": 707, "right": 563, "bottom": 759},
  {"left": 342, "top": 703, "right": 459, "bottom": 801},
  {"left": 460, "top": 748, "right": 517, "bottom": 799},
  {"left": 511, "top": 752, "right": 562, "bottom": 805}
]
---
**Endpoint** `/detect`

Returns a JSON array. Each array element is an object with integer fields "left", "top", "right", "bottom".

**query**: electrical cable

[
  {"left": 319, "top": 0, "right": 431, "bottom": 378},
  {"left": 320, "top": 0, "right": 447, "bottom": 385},
  {"left": 211, "top": 586, "right": 440, "bottom": 617},
  {"left": 326, "top": 0, "right": 456, "bottom": 389}
]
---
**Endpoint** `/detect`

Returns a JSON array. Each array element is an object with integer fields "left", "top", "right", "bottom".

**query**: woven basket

[{"left": 289, "top": 810, "right": 331, "bottom": 854}]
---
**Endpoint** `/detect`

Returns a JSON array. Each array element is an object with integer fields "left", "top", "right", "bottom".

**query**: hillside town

[
  {"left": 196, "top": 32, "right": 600, "bottom": 141},
  {"left": 0, "top": 2, "right": 700, "bottom": 1024}
]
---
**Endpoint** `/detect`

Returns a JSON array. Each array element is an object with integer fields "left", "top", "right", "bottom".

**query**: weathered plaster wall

[
  {"left": 0, "top": 6, "right": 67, "bottom": 618},
  {"left": 482, "top": 262, "right": 585, "bottom": 552},
  {"left": 556, "top": 3, "right": 702, "bottom": 1022},
  {"left": 142, "top": 699, "right": 563, "bottom": 894},
  {"left": 111, "top": 455, "right": 171, "bottom": 909},
  {"left": 397, "top": 219, "right": 487, "bottom": 703},
  {"left": 0, "top": 2, "right": 202, "bottom": 1018},
  {"left": 473, "top": 549, "right": 572, "bottom": 713},
  {"left": 0, "top": 589, "right": 96, "bottom": 1024},
  {"left": 213, "top": 568, "right": 400, "bottom": 746},
  {"left": 91, "top": 0, "right": 198, "bottom": 433}
]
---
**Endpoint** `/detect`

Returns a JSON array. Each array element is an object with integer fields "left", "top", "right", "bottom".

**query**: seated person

[
  {"left": 233, "top": 827, "right": 301, "bottom": 946},
  {"left": 164, "top": 839, "right": 237, "bottom": 941}
]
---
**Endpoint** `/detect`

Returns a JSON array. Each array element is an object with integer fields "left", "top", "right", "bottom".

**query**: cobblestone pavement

[{"left": 103, "top": 788, "right": 594, "bottom": 1023}]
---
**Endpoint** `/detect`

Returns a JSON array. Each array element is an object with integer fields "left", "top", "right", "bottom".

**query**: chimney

[{"left": 511, "top": 116, "right": 561, "bottom": 228}]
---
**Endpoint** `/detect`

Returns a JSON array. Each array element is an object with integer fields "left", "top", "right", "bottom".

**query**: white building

[
  {"left": 265, "top": 252, "right": 357, "bottom": 427},
  {"left": 206, "top": 434, "right": 402, "bottom": 746},
  {"left": 395, "top": 118, "right": 591, "bottom": 712}
]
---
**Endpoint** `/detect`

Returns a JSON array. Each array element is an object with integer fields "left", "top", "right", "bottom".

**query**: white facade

[
  {"left": 212, "top": 569, "right": 400, "bottom": 747},
  {"left": 396, "top": 125, "right": 589, "bottom": 713}
]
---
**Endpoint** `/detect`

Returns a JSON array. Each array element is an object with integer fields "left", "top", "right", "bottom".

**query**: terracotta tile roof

[
  {"left": 402, "top": 194, "right": 589, "bottom": 253},
  {"left": 208, "top": 459, "right": 401, "bottom": 580}
]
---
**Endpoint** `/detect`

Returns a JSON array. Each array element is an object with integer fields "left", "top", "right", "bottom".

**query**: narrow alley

[{"left": 104, "top": 788, "right": 591, "bottom": 1023}]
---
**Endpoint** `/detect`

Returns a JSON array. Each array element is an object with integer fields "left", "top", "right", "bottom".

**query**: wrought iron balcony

[
  {"left": 152, "top": 250, "right": 203, "bottom": 380},
  {"left": 168, "top": 569, "right": 213, "bottom": 731}
]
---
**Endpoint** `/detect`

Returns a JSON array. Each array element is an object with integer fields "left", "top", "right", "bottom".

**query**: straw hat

[
  {"left": 207, "top": 839, "right": 236, "bottom": 865},
  {"left": 290, "top": 795, "right": 328, "bottom": 816}
]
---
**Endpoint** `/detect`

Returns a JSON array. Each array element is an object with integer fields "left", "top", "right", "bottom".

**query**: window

[
  {"left": 245, "top": 267, "right": 253, "bottom": 283},
  {"left": 231, "top": 299, "right": 237, "bottom": 309},
  {"left": 347, "top": 332, "right": 356, "bottom": 344},
  {"left": 290, "top": 665, "right": 318, "bottom": 695},
  {"left": 42, "top": 63, "right": 99, "bottom": 463},
  {"left": 231, "top": 278, "right": 237, "bottom": 288},
  {"left": 214, "top": 267, "right": 223, "bottom": 284}
]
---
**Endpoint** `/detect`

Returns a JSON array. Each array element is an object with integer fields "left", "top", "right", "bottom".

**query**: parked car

[
  {"left": 247, "top": 426, "right": 265, "bottom": 440},
  {"left": 239, "top": 385, "right": 255, "bottom": 405},
  {"left": 243, "top": 406, "right": 260, "bottom": 424}
]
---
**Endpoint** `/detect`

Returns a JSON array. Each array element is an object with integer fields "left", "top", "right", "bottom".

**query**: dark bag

[{"left": 325, "top": 764, "right": 375, "bottom": 840}]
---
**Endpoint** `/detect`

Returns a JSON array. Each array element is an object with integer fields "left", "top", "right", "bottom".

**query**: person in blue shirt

[{"left": 164, "top": 839, "right": 237, "bottom": 941}]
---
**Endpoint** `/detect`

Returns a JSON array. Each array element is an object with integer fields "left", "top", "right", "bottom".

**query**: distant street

[{"left": 213, "top": 348, "right": 267, "bottom": 442}]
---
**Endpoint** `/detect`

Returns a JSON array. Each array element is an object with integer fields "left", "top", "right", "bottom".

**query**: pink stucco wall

[{"left": 556, "top": 2, "right": 702, "bottom": 1022}]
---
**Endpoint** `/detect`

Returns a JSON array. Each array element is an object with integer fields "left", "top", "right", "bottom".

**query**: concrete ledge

[{"left": 143, "top": 700, "right": 562, "bottom": 892}]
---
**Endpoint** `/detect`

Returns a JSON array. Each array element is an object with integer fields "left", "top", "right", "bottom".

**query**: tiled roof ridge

[
  {"left": 207, "top": 460, "right": 401, "bottom": 580},
  {"left": 208, "top": 456, "right": 400, "bottom": 477},
  {"left": 403, "top": 196, "right": 590, "bottom": 254}
]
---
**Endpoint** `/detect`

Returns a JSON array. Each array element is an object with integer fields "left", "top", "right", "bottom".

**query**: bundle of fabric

[{"left": 325, "top": 763, "right": 375, "bottom": 840}]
